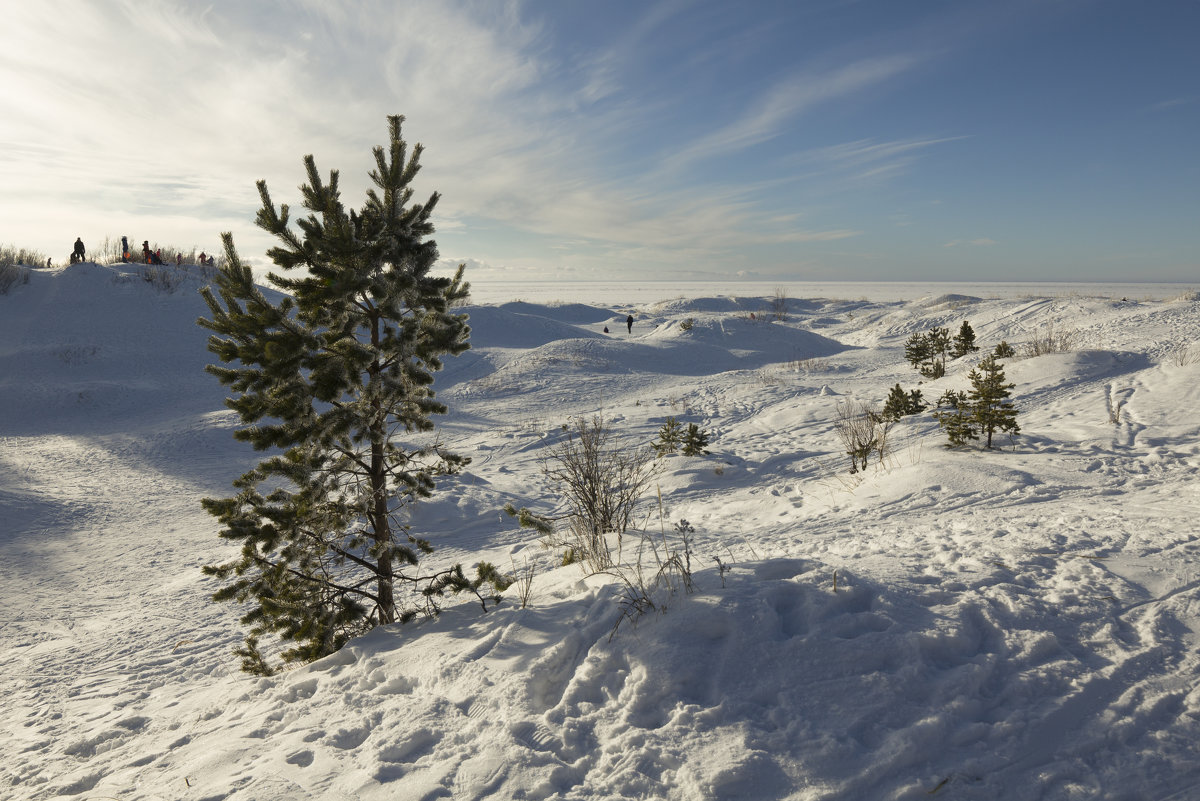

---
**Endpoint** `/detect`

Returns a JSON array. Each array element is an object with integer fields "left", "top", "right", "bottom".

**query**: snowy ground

[{"left": 3, "top": 261, "right": 1200, "bottom": 800}]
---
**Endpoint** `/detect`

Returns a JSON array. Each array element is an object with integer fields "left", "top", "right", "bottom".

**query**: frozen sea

[{"left": 465, "top": 279, "right": 1199, "bottom": 305}]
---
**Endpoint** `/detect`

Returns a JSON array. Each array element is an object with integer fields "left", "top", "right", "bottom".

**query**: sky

[{"left": 1, "top": 0, "right": 1197, "bottom": 283}]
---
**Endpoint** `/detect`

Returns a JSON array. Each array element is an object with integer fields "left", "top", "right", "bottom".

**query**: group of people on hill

[{"left": 63, "top": 235, "right": 215, "bottom": 267}]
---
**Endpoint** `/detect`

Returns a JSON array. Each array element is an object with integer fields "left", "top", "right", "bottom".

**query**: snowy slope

[{"left": 3, "top": 262, "right": 1200, "bottom": 800}]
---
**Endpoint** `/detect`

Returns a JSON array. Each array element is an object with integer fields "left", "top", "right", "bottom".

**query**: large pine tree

[{"left": 198, "top": 116, "right": 494, "bottom": 674}]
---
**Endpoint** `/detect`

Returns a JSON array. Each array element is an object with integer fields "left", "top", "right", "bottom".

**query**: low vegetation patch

[
  {"left": 0, "top": 263, "right": 30, "bottom": 294},
  {"left": 1021, "top": 323, "right": 1076, "bottom": 356}
]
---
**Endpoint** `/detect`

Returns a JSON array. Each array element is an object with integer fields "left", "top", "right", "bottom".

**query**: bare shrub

[
  {"left": 768, "top": 286, "right": 789, "bottom": 321},
  {"left": 143, "top": 265, "right": 183, "bottom": 294},
  {"left": 788, "top": 356, "right": 831, "bottom": 373},
  {"left": 872, "top": 414, "right": 895, "bottom": 465},
  {"left": 1022, "top": 323, "right": 1076, "bottom": 357},
  {"left": 508, "top": 556, "right": 536, "bottom": 609},
  {"left": 1105, "top": 393, "right": 1126, "bottom": 425},
  {"left": 1167, "top": 343, "right": 1200, "bottom": 367},
  {"left": 756, "top": 368, "right": 786, "bottom": 387},
  {"left": 539, "top": 415, "right": 660, "bottom": 571},
  {"left": 0, "top": 244, "right": 48, "bottom": 269},
  {"left": 833, "top": 399, "right": 892, "bottom": 473},
  {"left": 0, "top": 263, "right": 31, "bottom": 294}
]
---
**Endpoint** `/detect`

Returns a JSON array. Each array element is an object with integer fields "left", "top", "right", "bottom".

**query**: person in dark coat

[
  {"left": 73, "top": 238, "right": 85, "bottom": 263},
  {"left": 121, "top": 236, "right": 129, "bottom": 262},
  {"left": 142, "top": 241, "right": 151, "bottom": 263},
  {"left": 626, "top": 314, "right": 634, "bottom": 334}
]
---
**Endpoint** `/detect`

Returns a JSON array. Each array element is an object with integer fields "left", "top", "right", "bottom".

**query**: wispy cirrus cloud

[
  {"left": 1145, "top": 95, "right": 1198, "bottom": 112},
  {"left": 657, "top": 53, "right": 925, "bottom": 174},
  {"left": 0, "top": 1, "right": 1016, "bottom": 278},
  {"left": 805, "top": 136, "right": 967, "bottom": 179}
]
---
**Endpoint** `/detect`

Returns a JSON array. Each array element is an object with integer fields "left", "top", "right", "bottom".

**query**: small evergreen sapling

[
  {"left": 654, "top": 417, "right": 709, "bottom": 456},
  {"left": 904, "top": 327, "right": 951, "bottom": 378},
  {"left": 654, "top": 416, "right": 684, "bottom": 455},
  {"left": 933, "top": 392, "right": 978, "bottom": 447},
  {"left": 881, "top": 384, "right": 925, "bottom": 421},
  {"left": 968, "top": 354, "right": 1020, "bottom": 448},
  {"left": 681, "top": 423, "right": 710, "bottom": 456},
  {"left": 903, "top": 331, "right": 932, "bottom": 370},
  {"left": 933, "top": 356, "right": 1020, "bottom": 448},
  {"left": 950, "top": 320, "right": 980, "bottom": 358},
  {"left": 936, "top": 389, "right": 968, "bottom": 409},
  {"left": 925, "top": 326, "right": 951, "bottom": 377}
]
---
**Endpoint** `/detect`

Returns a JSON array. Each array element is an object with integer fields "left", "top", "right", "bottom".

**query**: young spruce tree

[{"left": 198, "top": 116, "right": 497, "bottom": 675}]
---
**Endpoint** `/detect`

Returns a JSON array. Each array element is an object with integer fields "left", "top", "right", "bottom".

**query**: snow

[{"left": 3, "top": 261, "right": 1200, "bottom": 800}]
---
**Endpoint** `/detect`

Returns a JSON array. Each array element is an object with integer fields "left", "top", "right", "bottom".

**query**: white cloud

[{"left": 0, "top": 2, "right": 931, "bottom": 276}]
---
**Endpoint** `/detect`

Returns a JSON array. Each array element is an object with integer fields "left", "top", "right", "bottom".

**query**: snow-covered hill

[{"left": 4, "top": 262, "right": 1200, "bottom": 800}]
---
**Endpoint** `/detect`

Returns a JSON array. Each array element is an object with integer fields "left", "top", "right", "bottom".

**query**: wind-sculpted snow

[
  {"left": 452, "top": 308, "right": 848, "bottom": 389},
  {"left": 918, "top": 293, "right": 982, "bottom": 309},
  {"left": 3, "top": 262, "right": 1200, "bottom": 800},
  {"left": 459, "top": 305, "right": 607, "bottom": 349},
  {"left": 497, "top": 300, "right": 615, "bottom": 325}
]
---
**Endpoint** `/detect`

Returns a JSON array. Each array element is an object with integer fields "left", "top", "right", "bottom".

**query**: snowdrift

[{"left": 4, "top": 262, "right": 1200, "bottom": 800}]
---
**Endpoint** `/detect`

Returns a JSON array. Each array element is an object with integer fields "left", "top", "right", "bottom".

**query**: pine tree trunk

[
  {"left": 371, "top": 434, "right": 396, "bottom": 623},
  {"left": 369, "top": 312, "right": 396, "bottom": 624}
]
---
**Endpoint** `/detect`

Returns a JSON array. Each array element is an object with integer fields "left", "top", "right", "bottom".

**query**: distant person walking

[
  {"left": 142, "top": 241, "right": 151, "bottom": 263},
  {"left": 626, "top": 314, "right": 634, "bottom": 334},
  {"left": 121, "top": 236, "right": 129, "bottom": 262},
  {"left": 73, "top": 238, "right": 85, "bottom": 263}
]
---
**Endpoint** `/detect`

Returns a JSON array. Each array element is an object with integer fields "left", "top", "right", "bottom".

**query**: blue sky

[{"left": 1, "top": 0, "right": 1196, "bottom": 282}]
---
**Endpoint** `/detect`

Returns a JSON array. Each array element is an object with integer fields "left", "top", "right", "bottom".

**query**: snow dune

[{"left": 3, "top": 262, "right": 1200, "bottom": 800}]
